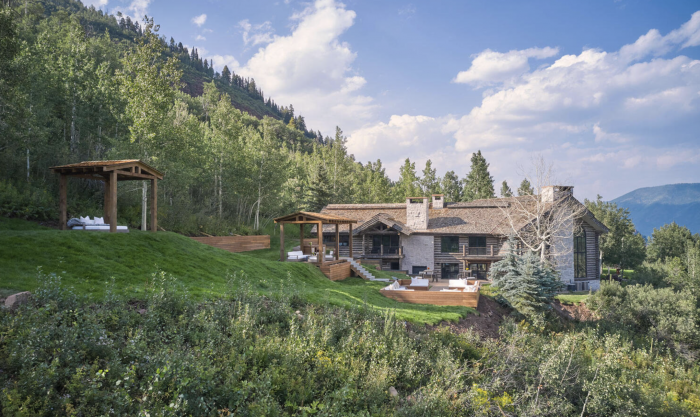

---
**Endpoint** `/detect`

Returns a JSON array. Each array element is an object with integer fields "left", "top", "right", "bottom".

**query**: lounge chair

[
  {"left": 384, "top": 281, "right": 413, "bottom": 291},
  {"left": 448, "top": 278, "right": 468, "bottom": 289},
  {"left": 325, "top": 250, "right": 335, "bottom": 261},
  {"left": 408, "top": 278, "right": 430, "bottom": 291},
  {"left": 287, "top": 251, "right": 309, "bottom": 261},
  {"left": 308, "top": 255, "right": 318, "bottom": 263},
  {"left": 69, "top": 216, "right": 129, "bottom": 232}
]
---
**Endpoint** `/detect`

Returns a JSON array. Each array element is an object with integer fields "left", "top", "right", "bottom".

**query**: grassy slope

[
  {"left": 555, "top": 292, "right": 590, "bottom": 305},
  {"left": 0, "top": 218, "right": 473, "bottom": 324}
]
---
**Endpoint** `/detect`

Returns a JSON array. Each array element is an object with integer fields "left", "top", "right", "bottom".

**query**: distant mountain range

[{"left": 612, "top": 183, "right": 700, "bottom": 237}]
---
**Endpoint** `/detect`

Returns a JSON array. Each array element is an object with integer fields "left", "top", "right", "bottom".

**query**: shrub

[{"left": 0, "top": 180, "right": 56, "bottom": 220}]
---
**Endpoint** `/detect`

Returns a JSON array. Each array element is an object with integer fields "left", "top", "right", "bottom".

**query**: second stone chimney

[
  {"left": 432, "top": 194, "right": 445, "bottom": 209},
  {"left": 541, "top": 185, "right": 574, "bottom": 202},
  {"left": 406, "top": 197, "right": 429, "bottom": 230}
]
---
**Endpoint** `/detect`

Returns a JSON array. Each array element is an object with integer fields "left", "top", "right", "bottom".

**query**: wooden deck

[
  {"left": 380, "top": 288, "right": 479, "bottom": 308},
  {"left": 191, "top": 235, "right": 270, "bottom": 253}
]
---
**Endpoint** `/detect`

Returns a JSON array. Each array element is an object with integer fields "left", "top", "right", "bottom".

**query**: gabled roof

[
  {"left": 274, "top": 211, "right": 357, "bottom": 224},
  {"left": 50, "top": 160, "right": 164, "bottom": 180},
  {"left": 351, "top": 213, "right": 415, "bottom": 235}
]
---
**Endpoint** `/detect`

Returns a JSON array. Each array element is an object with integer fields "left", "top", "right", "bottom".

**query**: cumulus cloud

[
  {"left": 453, "top": 47, "right": 559, "bottom": 86},
  {"left": 239, "top": 19, "right": 275, "bottom": 46},
  {"left": 195, "top": 35, "right": 206, "bottom": 41},
  {"left": 82, "top": 0, "right": 108, "bottom": 8},
  {"left": 347, "top": 11, "right": 700, "bottom": 199},
  {"left": 210, "top": 54, "right": 240, "bottom": 71},
  {"left": 235, "top": 0, "right": 375, "bottom": 134},
  {"left": 192, "top": 14, "right": 207, "bottom": 27}
]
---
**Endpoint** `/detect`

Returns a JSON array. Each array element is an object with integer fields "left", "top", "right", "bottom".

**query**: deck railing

[{"left": 368, "top": 245, "right": 403, "bottom": 255}]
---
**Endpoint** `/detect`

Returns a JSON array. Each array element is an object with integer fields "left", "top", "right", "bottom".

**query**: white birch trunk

[{"left": 141, "top": 180, "right": 147, "bottom": 231}]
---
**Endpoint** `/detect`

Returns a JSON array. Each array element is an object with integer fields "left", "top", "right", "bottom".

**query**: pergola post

[
  {"left": 349, "top": 224, "right": 353, "bottom": 259},
  {"left": 317, "top": 221, "right": 323, "bottom": 265},
  {"left": 299, "top": 224, "right": 304, "bottom": 252},
  {"left": 280, "top": 223, "right": 286, "bottom": 261},
  {"left": 335, "top": 223, "right": 339, "bottom": 260},
  {"left": 150, "top": 179, "right": 158, "bottom": 232},
  {"left": 103, "top": 176, "right": 111, "bottom": 225},
  {"left": 109, "top": 170, "right": 117, "bottom": 233},
  {"left": 59, "top": 174, "right": 67, "bottom": 230}
]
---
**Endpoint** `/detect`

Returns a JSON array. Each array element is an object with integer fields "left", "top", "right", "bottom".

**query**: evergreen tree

[
  {"left": 517, "top": 178, "right": 534, "bottom": 196},
  {"left": 500, "top": 180, "right": 513, "bottom": 197},
  {"left": 304, "top": 162, "right": 333, "bottom": 212},
  {"left": 420, "top": 159, "right": 440, "bottom": 196},
  {"left": 221, "top": 65, "right": 231, "bottom": 84},
  {"left": 393, "top": 158, "right": 420, "bottom": 201},
  {"left": 461, "top": 150, "right": 495, "bottom": 201},
  {"left": 490, "top": 237, "right": 563, "bottom": 318},
  {"left": 441, "top": 170, "right": 461, "bottom": 202}
]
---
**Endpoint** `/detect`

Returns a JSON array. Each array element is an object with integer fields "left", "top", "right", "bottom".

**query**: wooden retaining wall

[
  {"left": 380, "top": 288, "right": 480, "bottom": 308},
  {"left": 191, "top": 235, "right": 270, "bottom": 253},
  {"left": 319, "top": 260, "right": 352, "bottom": 281}
]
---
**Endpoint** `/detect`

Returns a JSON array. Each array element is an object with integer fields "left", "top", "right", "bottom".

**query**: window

[
  {"left": 390, "top": 262, "right": 400, "bottom": 270},
  {"left": 339, "top": 235, "right": 349, "bottom": 246},
  {"left": 441, "top": 236, "right": 460, "bottom": 253},
  {"left": 469, "top": 236, "right": 486, "bottom": 247},
  {"left": 574, "top": 230, "right": 587, "bottom": 278},
  {"left": 323, "top": 234, "right": 335, "bottom": 244},
  {"left": 469, "top": 263, "right": 488, "bottom": 279},
  {"left": 441, "top": 263, "right": 460, "bottom": 279},
  {"left": 372, "top": 235, "right": 399, "bottom": 254}
]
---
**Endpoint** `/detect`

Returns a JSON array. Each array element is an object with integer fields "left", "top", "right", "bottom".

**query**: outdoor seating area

[
  {"left": 380, "top": 278, "right": 480, "bottom": 307},
  {"left": 68, "top": 216, "right": 129, "bottom": 232}
]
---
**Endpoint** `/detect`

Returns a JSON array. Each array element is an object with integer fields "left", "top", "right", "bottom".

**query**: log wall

[{"left": 191, "top": 235, "right": 270, "bottom": 253}]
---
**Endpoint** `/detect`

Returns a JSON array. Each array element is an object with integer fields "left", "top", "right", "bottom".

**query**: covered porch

[{"left": 274, "top": 211, "right": 358, "bottom": 265}]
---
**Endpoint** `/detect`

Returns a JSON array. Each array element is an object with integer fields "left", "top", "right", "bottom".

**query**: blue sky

[{"left": 92, "top": 0, "right": 700, "bottom": 201}]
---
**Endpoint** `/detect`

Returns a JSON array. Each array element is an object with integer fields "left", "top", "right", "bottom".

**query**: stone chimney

[
  {"left": 406, "top": 197, "right": 429, "bottom": 230},
  {"left": 541, "top": 185, "right": 574, "bottom": 202},
  {"left": 432, "top": 194, "right": 445, "bottom": 209}
]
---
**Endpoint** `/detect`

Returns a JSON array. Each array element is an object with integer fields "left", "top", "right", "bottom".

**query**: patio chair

[
  {"left": 408, "top": 278, "right": 430, "bottom": 291},
  {"left": 287, "top": 251, "right": 309, "bottom": 261},
  {"left": 308, "top": 255, "right": 318, "bottom": 263},
  {"left": 325, "top": 250, "right": 335, "bottom": 261}
]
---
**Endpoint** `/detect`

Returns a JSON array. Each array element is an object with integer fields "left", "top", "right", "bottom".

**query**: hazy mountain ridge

[{"left": 612, "top": 183, "right": 700, "bottom": 236}]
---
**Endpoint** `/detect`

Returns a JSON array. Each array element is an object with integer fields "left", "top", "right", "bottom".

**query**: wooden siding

[
  {"left": 433, "top": 235, "right": 505, "bottom": 279},
  {"left": 319, "top": 260, "right": 352, "bottom": 281},
  {"left": 191, "top": 235, "right": 270, "bottom": 253},
  {"left": 380, "top": 289, "right": 479, "bottom": 308}
]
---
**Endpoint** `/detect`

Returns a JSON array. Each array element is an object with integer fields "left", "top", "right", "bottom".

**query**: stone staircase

[{"left": 344, "top": 258, "right": 391, "bottom": 282}]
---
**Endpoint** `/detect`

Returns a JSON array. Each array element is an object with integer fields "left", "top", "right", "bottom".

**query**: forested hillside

[{"left": 0, "top": 0, "right": 521, "bottom": 236}]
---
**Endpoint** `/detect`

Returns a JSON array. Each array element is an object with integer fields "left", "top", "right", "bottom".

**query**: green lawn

[
  {"left": 555, "top": 292, "right": 590, "bottom": 305},
  {"left": 0, "top": 217, "right": 473, "bottom": 324}
]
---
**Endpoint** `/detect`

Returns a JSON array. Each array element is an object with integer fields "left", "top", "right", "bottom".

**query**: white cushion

[
  {"left": 410, "top": 278, "right": 429, "bottom": 287},
  {"left": 440, "top": 289, "right": 460, "bottom": 292},
  {"left": 449, "top": 279, "right": 468, "bottom": 288},
  {"left": 395, "top": 287, "right": 414, "bottom": 291},
  {"left": 464, "top": 285, "right": 478, "bottom": 292},
  {"left": 288, "top": 251, "right": 304, "bottom": 257},
  {"left": 94, "top": 217, "right": 104, "bottom": 225}
]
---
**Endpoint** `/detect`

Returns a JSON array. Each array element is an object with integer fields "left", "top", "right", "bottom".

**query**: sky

[{"left": 89, "top": 0, "right": 700, "bottom": 201}]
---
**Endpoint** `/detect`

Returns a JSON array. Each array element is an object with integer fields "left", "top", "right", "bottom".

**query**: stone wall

[
  {"left": 553, "top": 217, "right": 574, "bottom": 284},
  {"left": 406, "top": 197, "right": 429, "bottom": 230},
  {"left": 401, "top": 235, "right": 434, "bottom": 274}
]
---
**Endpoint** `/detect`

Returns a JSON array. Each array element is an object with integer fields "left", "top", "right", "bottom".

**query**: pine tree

[
  {"left": 304, "top": 162, "right": 333, "bottom": 212},
  {"left": 420, "top": 159, "right": 440, "bottom": 196},
  {"left": 517, "top": 179, "right": 534, "bottom": 196},
  {"left": 490, "top": 237, "right": 563, "bottom": 318},
  {"left": 220, "top": 65, "right": 231, "bottom": 84},
  {"left": 500, "top": 180, "right": 513, "bottom": 197},
  {"left": 441, "top": 170, "right": 461, "bottom": 202},
  {"left": 461, "top": 150, "right": 495, "bottom": 201},
  {"left": 393, "top": 158, "right": 420, "bottom": 201}
]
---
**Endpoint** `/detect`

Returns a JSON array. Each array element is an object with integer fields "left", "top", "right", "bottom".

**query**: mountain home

[{"left": 317, "top": 186, "right": 609, "bottom": 290}]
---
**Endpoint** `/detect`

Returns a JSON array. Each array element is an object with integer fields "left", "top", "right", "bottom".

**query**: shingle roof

[
  {"left": 351, "top": 213, "right": 416, "bottom": 235},
  {"left": 316, "top": 194, "right": 610, "bottom": 236},
  {"left": 274, "top": 211, "right": 358, "bottom": 224}
]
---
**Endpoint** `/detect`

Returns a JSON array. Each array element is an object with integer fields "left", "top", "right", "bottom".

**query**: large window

[
  {"left": 468, "top": 236, "right": 487, "bottom": 255},
  {"left": 469, "top": 263, "right": 488, "bottom": 279},
  {"left": 441, "top": 263, "right": 460, "bottom": 279},
  {"left": 574, "top": 230, "right": 587, "bottom": 278},
  {"left": 371, "top": 235, "right": 399, "bottom": 254},
  {"left": 441, "top": 236, "right": 460, "bottom": 253}
]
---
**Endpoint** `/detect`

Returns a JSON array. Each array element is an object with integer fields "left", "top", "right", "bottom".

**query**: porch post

[
  {"left": 109, "top": 170, "right": 117, "bottom": 233},
  {"left": 150, "top": 178, "right": 157, "bottom": 232},
  {"left": 280, "top": 223, "right": 285, "bottom": 261},
  {"left": 299, "top": 223, "right": 304, "bottom": 252},
  {"left": 317, "top": 221, "right": 323, "bottom": 265},
  {"left": 362, "top": 234, "right": 366, "bottom": 255},
  {"left": 335, "top": 223, "right": 339, "bottom": 260},
  {"left": 59, "top": 174, "right": 67, "bottom": 230},
  {"left": 103, "top": 176, "right": 111, "bottom": 225},
  {"left": 349, "top": 224, "right": 353, "bottom": 259}
]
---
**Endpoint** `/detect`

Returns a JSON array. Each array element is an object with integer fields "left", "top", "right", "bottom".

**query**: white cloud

[
  {"left": 453, "top": 47, "right": 559, "bottom": 86},
  {"left": 346, "top": 12, "right": 700, "bottom": 200},
  {"left": 82, "top": 0, "right": 108, "bottom": 8},
  {"left": 210, "top": 55, "right": 240, "bottom": 71},
  {"left": 195, "top": 35, "right": 206, "bottom": 41},
  {"left": 192, "top": 14, "right": 207, "bottom": 27},
  {"left": 239, "top": 19, "right": 275, "bottom": 46},
  {"left": 126, "top": 0, "right": 149, "bottom": 19},
  {"left": 398, "top": 4, "right": 416, "bottom": 16},
  {"left": 235, "top": 0, "right": 375, "bottom": 134}
]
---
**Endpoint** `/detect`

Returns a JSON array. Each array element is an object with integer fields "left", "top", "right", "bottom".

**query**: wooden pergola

[
  {"left": 50, "top": 160, "right": 164, "bottom": 233},
  {"left": 274, "top": 212, "right": 357, "bottom": 264}
]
